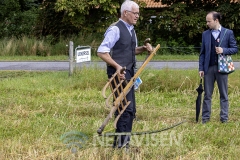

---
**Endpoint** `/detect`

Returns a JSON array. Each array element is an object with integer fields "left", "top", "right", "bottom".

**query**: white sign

[{"left": 75, "top": 46, "right": 91, "bottom": 63}]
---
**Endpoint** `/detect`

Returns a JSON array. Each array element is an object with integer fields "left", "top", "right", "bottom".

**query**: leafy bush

[{"left": 0, "top": 0, "right": 39, "bottom": 38}]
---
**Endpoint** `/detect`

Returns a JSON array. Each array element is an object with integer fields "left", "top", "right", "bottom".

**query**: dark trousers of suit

[
  {"left": 107, "top": 66, "right": 136, "bottom": 148},
  {"left": 202, "top": 65, "right": 229, "bottom": 122}
]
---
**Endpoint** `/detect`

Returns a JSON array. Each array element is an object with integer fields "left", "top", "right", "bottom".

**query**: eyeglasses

[{"left": 126, "top": 10, "right": 140, "bottom": 16}]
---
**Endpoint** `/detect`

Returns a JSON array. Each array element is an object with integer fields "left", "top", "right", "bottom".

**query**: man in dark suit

[{"left": 199, "top": 11, "right": 238, "bottom": 124}]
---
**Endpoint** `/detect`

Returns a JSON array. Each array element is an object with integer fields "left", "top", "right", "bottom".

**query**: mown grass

[{"left": 0, "top": 67, "right": 239, "bottom": 159}]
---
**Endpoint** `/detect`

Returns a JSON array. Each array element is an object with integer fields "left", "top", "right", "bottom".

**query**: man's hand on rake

[
  {"left": 116, "top": 66, "right": 126, "bottom": 80},
  {"left": 143, "top": 38, "right": 153, "bottom": 54},
  {"left": 143, "top": 43, "right": 153, "bottom": 53}
]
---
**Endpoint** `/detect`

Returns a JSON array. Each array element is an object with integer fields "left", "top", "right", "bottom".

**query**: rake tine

[
  {"left": 102, "top": 67, "right": 126, "bottom": 99},
  {"left": 113, "top": 101, "right": 131, "bottom": 129},
  {"left": 105, "top": 78, "right": 127, "bottom": 108}
]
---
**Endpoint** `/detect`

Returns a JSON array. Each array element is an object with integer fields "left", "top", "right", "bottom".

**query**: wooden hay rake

[{"left": 97, "top": 44, "right": 160, "bottom": 135}]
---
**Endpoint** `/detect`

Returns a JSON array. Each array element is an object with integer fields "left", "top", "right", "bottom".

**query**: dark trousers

[
  {"left": 202, "top": 65, "right": 229, "bottom": 122},
  {"left": 113, "top": 110, "right": 134, "bottom": 148},
  {"left": 107, "top": 66, "right": 136, "bottom": 148}
]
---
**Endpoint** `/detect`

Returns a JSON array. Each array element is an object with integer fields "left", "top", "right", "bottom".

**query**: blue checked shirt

[{"left": 212, "top": 26, "right": 221, "bottom": 40}]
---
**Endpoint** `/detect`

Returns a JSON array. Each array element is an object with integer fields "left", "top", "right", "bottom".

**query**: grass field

[{"left": 0, "top": 68, "right": 240, "bottom": 159}]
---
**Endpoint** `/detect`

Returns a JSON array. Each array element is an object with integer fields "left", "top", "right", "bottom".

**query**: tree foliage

[
  {"left": 0, "top": 0, "right": 40, "bottom": 38},
  {"left": 48, "top": 0, "right": 240, "bottom": 46},
  {"left": 54, "top": 0, "right": 121, "bottom": 31},
  {"left": 33, "top": 0, "right": 126, "bottom": 42},
  {"left": 34, "top": 0, "right": 80, "bottom": 41},
  {"left": 1, "top": 0, "right": 240, "bottom": 49},
  {"left": 150, "top": 0, "right": 240, "bottom": 46}
]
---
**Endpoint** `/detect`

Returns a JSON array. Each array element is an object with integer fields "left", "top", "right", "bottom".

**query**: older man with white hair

[{"left": 97, "top": 0, "right": 152, "bottom": 149}]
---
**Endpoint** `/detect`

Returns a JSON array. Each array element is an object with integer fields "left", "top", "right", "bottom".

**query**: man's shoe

[
  {"left": 221, "top": 120, "right": 228, "bottom": 123},
  {"left": 202, "top": 119, "right": 209, "bottom": 124}
]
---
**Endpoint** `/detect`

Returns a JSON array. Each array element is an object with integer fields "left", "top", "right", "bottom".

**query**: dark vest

[
  {"left": 209, "top": 33, "right": 220, "bottom": 66},
  {"left": 109, "top": 21, "right": 136, "bottom": 70}
]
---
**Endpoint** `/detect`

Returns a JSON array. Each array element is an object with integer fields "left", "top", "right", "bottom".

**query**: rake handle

[{"left": 97, "top": 106, "right": 118, "bottom": 135}]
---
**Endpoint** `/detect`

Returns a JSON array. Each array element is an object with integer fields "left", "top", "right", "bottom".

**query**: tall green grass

[
  {"left": 0, "top": 37, "right": 50, "bottom": 56},
  {"left": 0, "top": 34, "right": 101, "bottom": 57},
  {"left": 0, "top": 68, "right": 239, "bottom": 159},
  {"left": 1, "top": 36, "right": 239, "bottom": 62}
]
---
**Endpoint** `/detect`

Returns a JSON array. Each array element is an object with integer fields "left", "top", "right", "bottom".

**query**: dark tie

[
  {"left": 131, "top": 29, "right": 136, "bottom": 64},
  {"left": 131, "top": 29, "right": 135, "bottom": 37}
]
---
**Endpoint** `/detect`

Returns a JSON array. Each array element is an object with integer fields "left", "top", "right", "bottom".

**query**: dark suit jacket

[{"left": 199, "top": 27, "right": 238, "bottom": 74}]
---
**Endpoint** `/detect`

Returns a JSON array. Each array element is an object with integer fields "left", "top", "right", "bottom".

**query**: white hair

[{"left": 120, "top": 0, "right": 139, "bottom": 15}]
